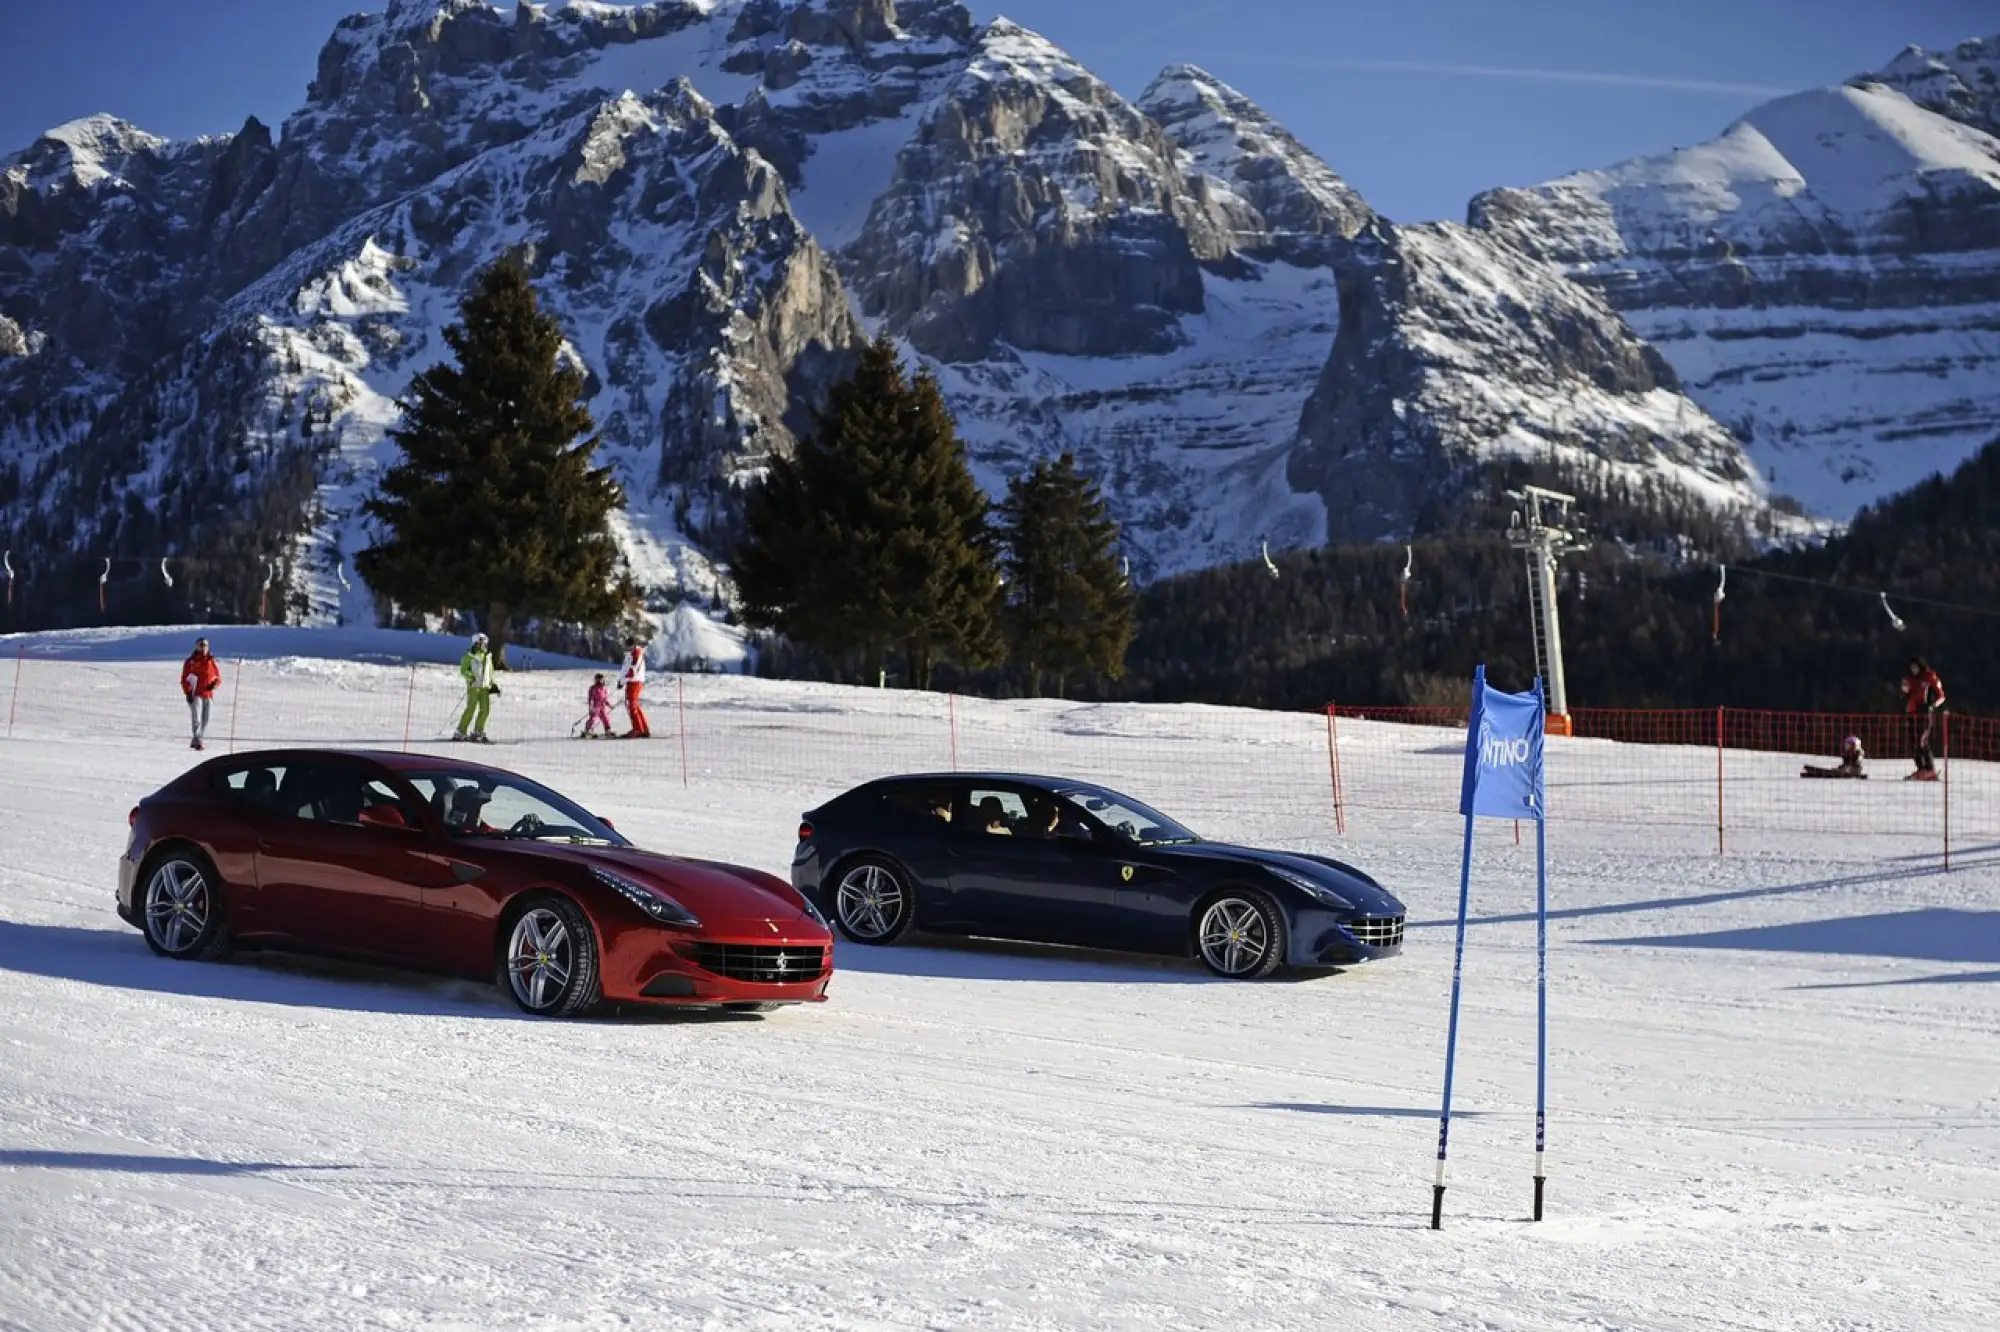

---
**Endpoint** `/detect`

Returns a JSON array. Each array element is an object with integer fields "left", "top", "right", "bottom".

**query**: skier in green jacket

[{"left": 455, "top": 633, "right": 500, "bottom": 743}]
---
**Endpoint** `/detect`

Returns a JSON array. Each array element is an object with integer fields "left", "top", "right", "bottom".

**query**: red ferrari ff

[{"left": 116, "top": 749, "right": 833, "bottom": 1016}]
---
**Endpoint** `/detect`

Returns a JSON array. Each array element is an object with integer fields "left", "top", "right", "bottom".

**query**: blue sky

[{"left": 0, "top": 0, "right": 1993, "bottom": 221}]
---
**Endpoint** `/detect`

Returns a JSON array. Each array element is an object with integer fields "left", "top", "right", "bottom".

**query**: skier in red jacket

[
  {"left": 181, "top": 638, "right": 222, "bottom": 751},
  {"left": 1900, "top": 657, "right": 1945, "bottom": 780}
]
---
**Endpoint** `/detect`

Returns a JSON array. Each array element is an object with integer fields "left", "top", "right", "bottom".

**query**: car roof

[
  {"left": 212, "top": 747, "right": 519, "bottom": 779},
  {"left": 862, "top": 773, "right": 1109, "bottom": 791}
]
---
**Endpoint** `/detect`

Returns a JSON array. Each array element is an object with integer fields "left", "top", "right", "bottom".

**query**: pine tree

[
  {"left": 997, "top": 452, "right": 1134, "bottom": 696},
  {"left": 356, "top": 254, "right": 629, "bottom": 666},
  {"left": 735, "top": 335, "right": 1000, "bottom": 688}
]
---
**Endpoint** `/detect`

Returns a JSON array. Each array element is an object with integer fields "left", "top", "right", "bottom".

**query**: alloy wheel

[
  {"left": 507, "top": 908, "right": 574, "bottom": 1012},
  {"left": 144, "top": 860, "right": 211, "bottom": 955},
  {"left": 1197, "top": 897, "right": 1272, "bottom": 978},
  {"left": 835, "top": 863, "right": 906, "bottom": 941}
]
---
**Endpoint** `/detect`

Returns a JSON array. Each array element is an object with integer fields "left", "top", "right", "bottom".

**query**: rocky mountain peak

[
  {"left": 1864, "top": 33, "right": 2000, "bottom": 136},
  {"left": 1139, "top": 62, "right": 1372, "bottom": 262},
  {"left": 7, "top": 115, "right": 170, "bottom": 194},
  {"left": 841, "top": 16, "right": 1228, "bottom": 361}
]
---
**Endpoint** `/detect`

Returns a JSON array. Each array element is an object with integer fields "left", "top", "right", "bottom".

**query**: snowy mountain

[
  {"left": 1470, "top": 36, "right": 2000, "bottom": 517},
  {"left": 6, "top": 3, "right": 1970, "bottom": 639}
]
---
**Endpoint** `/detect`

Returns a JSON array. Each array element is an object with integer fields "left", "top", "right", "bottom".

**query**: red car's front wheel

[{"left": 500, "top": 895, "right": 602, "bottom": 1017}]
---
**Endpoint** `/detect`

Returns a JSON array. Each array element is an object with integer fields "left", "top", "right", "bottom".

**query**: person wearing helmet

[
  {"left": 454, "top": 633, "right": 500, "bottom": 743},
  {"left": 1800, "top": 735, "right": 1867, "bottom": 779}
]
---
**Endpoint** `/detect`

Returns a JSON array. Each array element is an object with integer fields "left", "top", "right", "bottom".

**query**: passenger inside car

[{"left": 976, "top": 796, "right": 1013, "bottom": 835}]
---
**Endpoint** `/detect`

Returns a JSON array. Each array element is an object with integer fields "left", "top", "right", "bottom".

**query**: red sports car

[{"left": 116, "top": 749, "right": 833, "bottom": 1016}]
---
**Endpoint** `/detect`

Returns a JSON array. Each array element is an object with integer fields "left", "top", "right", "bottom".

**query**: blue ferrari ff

[{"left": 792, "top": 774, "right": 1405, "bottom": 978}]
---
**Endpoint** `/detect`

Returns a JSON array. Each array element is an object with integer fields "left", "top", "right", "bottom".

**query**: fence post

[
  {"left": 676, "top": 676, "right": 689, "bottom": 789},
  {"left": 6, "top": 646, "right": 21, "bottom": 739},
  {"left": 1324, "top": 705, "right": 1346, "bottom": 836},
  {"left": 1942, "top": 710, "right": 1951, "bottom": 873},
  {"left": 1714, "top": 706, "right": 1725, "bottom": 856},
  {"left": 227, "top": 659, "right": 244, "bottom": 754},
  {"left": 402, "top": 663, "right": 417, "bottom": 753},
  {"left": 948, "top": 693, "right": 960, "bottom": 772}
]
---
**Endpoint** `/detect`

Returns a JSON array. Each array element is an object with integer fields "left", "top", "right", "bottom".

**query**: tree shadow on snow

[
  {"left": 0, "top": 920, "right": 761, "bottom": 1022},
  {"left": 0, "top": 1150, "right": 353, "bottom": 1177},
  {"left": 1589, "top": 908, "right": 2000, "bottom": 980}
]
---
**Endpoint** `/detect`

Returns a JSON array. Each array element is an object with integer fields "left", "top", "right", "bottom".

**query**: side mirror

[
  {"left": 359, "top": 805, "right": 410, "bottom": 830},
  {"left": 598, "top": 816, "right": 617, "bottom": 831}
]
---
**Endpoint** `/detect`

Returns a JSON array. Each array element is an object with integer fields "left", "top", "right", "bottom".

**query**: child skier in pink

[{"left": 582, "top": 673, "right": 615, "bottom": 739}]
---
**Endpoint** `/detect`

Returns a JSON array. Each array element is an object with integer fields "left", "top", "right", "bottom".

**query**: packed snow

[{"left": 2, "top": 628, "right": 1996, "bottom": 1329}]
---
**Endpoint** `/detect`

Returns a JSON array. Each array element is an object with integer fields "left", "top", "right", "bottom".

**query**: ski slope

[{"left": 2, "top": 641, "right": 1997, "bottom": 1330}]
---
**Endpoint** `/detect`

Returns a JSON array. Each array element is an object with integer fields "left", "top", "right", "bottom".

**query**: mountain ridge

[{"left": 4, "top": 4, "right": 1980, "bottom": 642}]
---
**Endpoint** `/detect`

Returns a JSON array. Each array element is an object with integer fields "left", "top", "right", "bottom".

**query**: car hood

[
  {"left": 510, "top": 843, "right": 821, "bottom": 930},
  {"left": 1151, "top": 842, "right": 1406, "bottom": 915}
]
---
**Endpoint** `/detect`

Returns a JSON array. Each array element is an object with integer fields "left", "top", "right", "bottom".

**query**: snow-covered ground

[{"left": 2, "top": 634, "right": 1997, "bottom": 1330}]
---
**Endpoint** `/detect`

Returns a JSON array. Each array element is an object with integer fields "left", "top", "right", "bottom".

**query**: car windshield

[
  {"left": 405, "top": 769, "right": 628, "bottom": 845},
  {"left": 1057, "top": 787, "right": 1198, "bottom": 846}
]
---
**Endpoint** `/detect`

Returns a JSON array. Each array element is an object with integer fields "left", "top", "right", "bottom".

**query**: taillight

[
  {"left": 797, "top": 820, "right": 814, "bottom": 842},
  {"left": 128, "top": 807, "right": 140, "bottom": 828}
]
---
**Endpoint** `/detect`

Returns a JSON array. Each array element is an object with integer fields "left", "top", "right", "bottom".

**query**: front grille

[
  {"left": 1345, "top": 916, "right": 1405, "bottom": 949},
  {"left": 683, "top": 943, "right": 830, "bottom": 984}
]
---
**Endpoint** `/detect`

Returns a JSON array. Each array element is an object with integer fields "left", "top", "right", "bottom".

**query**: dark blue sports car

[{"left": 792, "top": 774, "right": 1405, "bottom": 979}]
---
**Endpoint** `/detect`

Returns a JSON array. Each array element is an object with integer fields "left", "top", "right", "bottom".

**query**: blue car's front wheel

[{"left": 1195, "top": 890, "right": 1287, "bottom": 979}]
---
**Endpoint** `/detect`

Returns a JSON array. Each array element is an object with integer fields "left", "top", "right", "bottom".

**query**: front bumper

[
  {"left": 600, "top": 928, "right": 834, "bottom": 1006},
  {"left": 1291, "top": 909, "right": 1406, "bottom": 967}
]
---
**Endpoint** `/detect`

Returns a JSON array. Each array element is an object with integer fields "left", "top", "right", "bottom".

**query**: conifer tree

[
  {"left": 735, "top": 335, "right": 1000, "bottom": 688},
  {"left": 996, "top": 452, "right": 1134, "bottom": 696},
  {"left": 357, "top": 254, "right": 629, "bottom": 666}
]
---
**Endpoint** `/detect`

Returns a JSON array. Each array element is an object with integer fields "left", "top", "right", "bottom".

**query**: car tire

[
  {"left": 498, "top": 894, "right": 603, "bottom": 1018},
  {"left": 138, "top": 847, "right": 233, "bottom": 962},
  {"left": 1193, "top": 888, "right": 1287, "bottom": 980},
  {"left": 829, "top": 856, "right": 916, "bottom": 946}
]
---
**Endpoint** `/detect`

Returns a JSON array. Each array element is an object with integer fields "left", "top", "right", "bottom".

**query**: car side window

[
  {"left": 966, "top": 788, "right": 1030, "bottom": 837},
  {"left": 272, "top": 762, "right": 377, "bottom": 826},
  {"left": 216, "top": 763, "right": 286, "bottom": 811},
  {"left": 881, "top": 783, "right": 959, "bottom": 828}
]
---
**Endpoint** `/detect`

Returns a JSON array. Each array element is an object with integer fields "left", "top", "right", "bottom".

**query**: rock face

[
  {"left": 1138, "top": 64, "right": 1373, "bottom": 262},
  {"left": 1289, "top": 221, "right": 1763, "bottom": 541},
  {"left": 1469, "top": 40, "right": 2000, "bottom": 515},
  {"left": 8, "top": 2, "right": 1975, "bottom": 632},
  {"left": 844, "top": 20, "right": 1228, "bottom": 362}
]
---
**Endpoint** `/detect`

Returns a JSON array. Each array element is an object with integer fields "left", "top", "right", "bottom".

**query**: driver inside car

[{"left": 440, "top": 783, "right": 495, "bottom": 834}]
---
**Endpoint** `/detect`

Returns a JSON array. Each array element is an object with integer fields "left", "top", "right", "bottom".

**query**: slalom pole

[
  {"left": 1534, "top": 806, "right": 1549, "bottom": 1221},
  {"left": 1534, "top": 678, "right": 1551, "bottom": 1221},
  {"left": 677, "top": 676, "right": 690, "bottom": 788},
  {"left": 402, "top": 663, "right": 417, "bottom": 753},
  {"left": 948, "top": 693, "right": 960, "bottom": 771},
  {"left": 1432, "top": 809, "right": 1478, "bottom": 1230},
  {"left": 6, "top": 646, "right": 22, "bottom": 739},
  {"left": 226, "top": 659, "right": 243, "bottom": 754}
]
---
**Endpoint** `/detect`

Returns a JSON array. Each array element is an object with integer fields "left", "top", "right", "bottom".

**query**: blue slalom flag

[{"left": 1459, "top": 665, "right": 1546, "bottom": 821}]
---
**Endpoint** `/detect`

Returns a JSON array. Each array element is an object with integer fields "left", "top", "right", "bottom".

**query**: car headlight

[
  {"left": 1267, "top": 864, "right": 1354, "bottom": 910},
  {"left": 798, "top": 895, "right": 829, "bottom": 928},
  {"left": 590, "top": 866, "right": 700, "bottom": 927}
]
